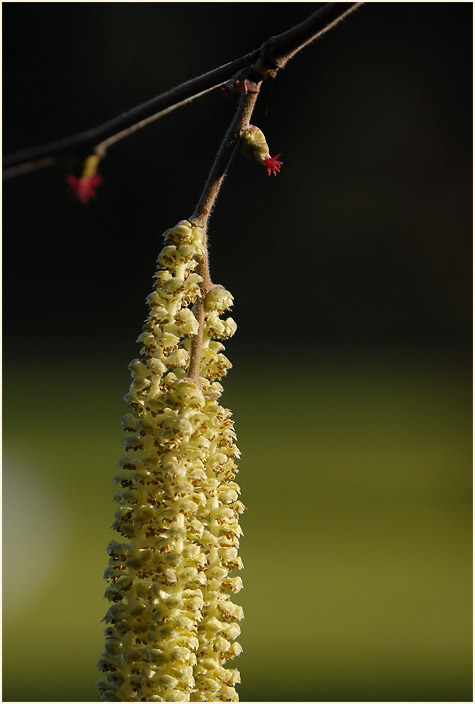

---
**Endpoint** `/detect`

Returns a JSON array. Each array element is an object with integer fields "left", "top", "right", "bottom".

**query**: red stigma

[
  {"left": 264, "top": 154, "right": 283, "bottom": 176},
  {"left": 67, "top": 173, "right": 102, "bottom": 204}
]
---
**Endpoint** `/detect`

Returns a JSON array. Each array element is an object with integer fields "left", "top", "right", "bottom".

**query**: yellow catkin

[{"left": 96, "top": 221, "right": 243, "bottom": 702}]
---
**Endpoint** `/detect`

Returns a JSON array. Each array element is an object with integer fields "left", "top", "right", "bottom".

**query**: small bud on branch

[{"left": 240, "top": 125, "right": 283, "bottom": 175}]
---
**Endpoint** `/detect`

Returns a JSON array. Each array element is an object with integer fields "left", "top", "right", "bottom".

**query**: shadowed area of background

[{"left": 3, "top": 3, "right": 472, "bottom": 702}]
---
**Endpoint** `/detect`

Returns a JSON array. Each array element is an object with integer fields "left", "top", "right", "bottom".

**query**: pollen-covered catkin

[{"left": 96, "top": 220, "right": 243, "bottom": 702}]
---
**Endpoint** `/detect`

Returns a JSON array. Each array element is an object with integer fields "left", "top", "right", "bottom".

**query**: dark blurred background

[{"left": 3, "top": 3, "right": 472, "bottom": 702}]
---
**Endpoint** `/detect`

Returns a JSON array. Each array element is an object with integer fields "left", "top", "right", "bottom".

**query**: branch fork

[{"left": 3, "top": 3, "right": 362, "bottom": 179}]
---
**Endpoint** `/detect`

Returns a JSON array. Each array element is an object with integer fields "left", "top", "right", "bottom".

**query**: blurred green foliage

[{"left": 3, "top": 349, "right": 471, "bottom": 701}]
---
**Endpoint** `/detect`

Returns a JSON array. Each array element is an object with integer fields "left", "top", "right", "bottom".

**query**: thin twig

[
  {"left": 2, "top": 156, "right": 57, "bottom": 180},
  {"left": 187, "top": 91, "right": 259, "bottom": 383},
  {"left": 95, "top": 90, "right": 213, "bottom": 153},
  {"left": 3, "top": 3, "right": 362, "bottom": 178},
  {"left": 261, "top": 1, "right": 362, "bottom": 68}
]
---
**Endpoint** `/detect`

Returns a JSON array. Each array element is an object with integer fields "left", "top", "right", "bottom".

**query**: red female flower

[
  {"left": 264, "top": 154, "right": 283, "bottom": 176},
  {"left": 67, "top": 173, "right": 103, "bottom": 204},
  {"left": 67, "top": 153, "right": 102, "bottom": 204}
]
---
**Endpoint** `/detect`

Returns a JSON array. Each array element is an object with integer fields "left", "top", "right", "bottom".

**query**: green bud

[{"left": 240, "top": 125, "right": 270, "bottom": 164}]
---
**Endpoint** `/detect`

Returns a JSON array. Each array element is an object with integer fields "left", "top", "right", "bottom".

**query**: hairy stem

[
  {"left": 3, "top": 3, "right": 362, "bottom": 178},
  {"left": 191, "top": 92, "right": 258, "bottom": 229},
  {"left": 187, "top": 91, "right": 259, "bottom": 383}
]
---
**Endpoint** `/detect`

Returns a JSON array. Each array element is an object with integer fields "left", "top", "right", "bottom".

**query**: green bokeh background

[
  {"left": 3, "top": 2, "right": 472, "bottom": 702},
  {"left": 3, "top": 350, "right": 472, "bottom": 701}
]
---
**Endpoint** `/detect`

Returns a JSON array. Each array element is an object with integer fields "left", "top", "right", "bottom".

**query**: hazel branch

[
  {"left": 3, "top": 2, "right": 362, "bottom": 179},
  {"left": 261, "top": 1, "right": 363, "bottom": 68}
]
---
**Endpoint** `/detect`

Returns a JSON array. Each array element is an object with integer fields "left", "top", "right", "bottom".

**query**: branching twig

[{"left": 3, "top": 2, "right": 362, "bottom": 179}]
